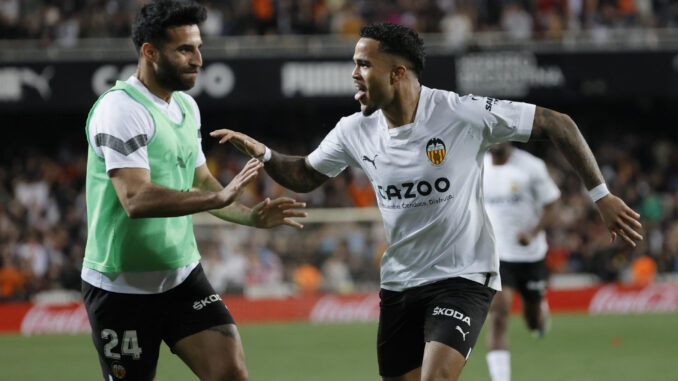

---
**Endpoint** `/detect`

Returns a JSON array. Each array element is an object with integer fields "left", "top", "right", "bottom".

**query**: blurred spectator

[
  {"left": 321, "top": 241, "right": 354, "bottom": 293},
  {"left": 501, "top": 2, "right": 533, "bottom": 40},
  {"left": 631, "top": 255, "right": 657, "bottom": 285},
  {"left": 440, "top": 4, "right": 475, "bottom": 46},
  {"left": 293, "top": 263, "right": 323, "bottom": 293},
  {"left": 3, "top": 0, "right": 678, "bottom": 46}
]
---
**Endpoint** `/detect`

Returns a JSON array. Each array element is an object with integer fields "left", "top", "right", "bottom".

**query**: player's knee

[
  {"left": 421, "top": 366, "right": 458, "bottom": 381},
  {"left": 490, "top": 310, "right": 509, "bottom": 331},
  {"left": 209, "top": 364, "right": 248, "bottom": 381},
  {"left": 201, "top": 359, "right": 248, "bottom": 381}
]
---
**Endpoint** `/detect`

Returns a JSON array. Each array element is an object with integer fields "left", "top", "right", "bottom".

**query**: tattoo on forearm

[
  {"left": 264, "top": 151, "right": 328, "bottom": 193},
  {"left": 533, "top": 107, "right": 604, "bottom": 190},
  {"left": 208, "top": 325, "right": 237, "bottom": 339}
]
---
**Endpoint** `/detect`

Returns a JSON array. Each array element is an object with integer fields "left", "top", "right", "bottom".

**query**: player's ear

[
  {"left": 140, "top": 42, "right": 158, "bottom": 63},
  {"left": 390, "top": 65, "right": 407, "bottom": 84}
]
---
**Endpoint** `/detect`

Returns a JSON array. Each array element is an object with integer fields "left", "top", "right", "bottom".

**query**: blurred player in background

[
  {"left": 212, "top": 23, "right": 642, "bottom": 381},
  {"left": 81, "top": 1, "right": 305, "bottom": 380},
  {"left": 483, "top": 142, "right": 560, "bottom": 381}
]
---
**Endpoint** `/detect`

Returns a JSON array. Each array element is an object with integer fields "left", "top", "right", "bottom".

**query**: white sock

[{"left": 486, "top": 350, "right": 511, "bottom": 381}]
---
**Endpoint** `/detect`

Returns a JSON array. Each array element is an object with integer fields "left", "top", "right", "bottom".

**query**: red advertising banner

[{"left": 1, "top": 282, "right": 676, "bottom": 335}]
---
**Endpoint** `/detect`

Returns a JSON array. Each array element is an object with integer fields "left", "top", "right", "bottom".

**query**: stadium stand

[{"left": 1, "top": 1, "right": 678, "bottom": 302}]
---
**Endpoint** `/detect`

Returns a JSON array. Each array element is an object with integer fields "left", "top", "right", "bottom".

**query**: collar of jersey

[
  {"left": 382, "top": 86, "right": 430, "bottom": 141},
  {"left": 127, "top": 75, "right": 187, "bottom": 127}
]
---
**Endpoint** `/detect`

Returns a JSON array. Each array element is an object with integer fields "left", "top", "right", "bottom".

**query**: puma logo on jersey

[
  {"left": 177, "top": 152, "right": 193, "bottom": 168},
  {"left": 362, "top": 154, "right": 378, "bottom": 169},
  {"left": 432, "top": 306, "right": 471, "bottom": 325},
  {"left": 193, "top": 294, "right": 222, "bottom": 310},
  {"left": 456, "top": 325, "right": 469, "bottom": 341}
]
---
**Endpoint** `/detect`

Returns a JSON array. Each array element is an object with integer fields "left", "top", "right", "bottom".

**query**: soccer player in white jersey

[
  {"left": 211, "top": 23, "right": 642, "bottom": 381},
  {"left": 82, "top": 1, "right": 306, "bottom": 380},
  {"left": 483, "top": 142, "right": 560, "bottom": 381}
]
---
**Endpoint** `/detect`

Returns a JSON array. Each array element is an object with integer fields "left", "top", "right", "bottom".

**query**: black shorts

[
  {"left": 82, "top": 264, "right": 234, "bottom": 381},
  {"left": 499, "top": 259, "right": 548, "bottom": 303},
  {"left": 377, "top": 277, "right": 496, "bottom": 377}
]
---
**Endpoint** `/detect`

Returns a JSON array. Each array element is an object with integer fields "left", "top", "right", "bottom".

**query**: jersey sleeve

[
  {"left": 531, "top": 160, "right": 561, "bottom": 206},
  {"left": 184, "top": 94, "right": 206, "bottom": 168},
  {"left": 88, "top": 91, "right": 153, "bottom": 173},
  {"left": 458, "top": 94, "right": 535, "bottom": 146},
  {"left": 306, "top": 118, "right": 352, "bottom": 178}
]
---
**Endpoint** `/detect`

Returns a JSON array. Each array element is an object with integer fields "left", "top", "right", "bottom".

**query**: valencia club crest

[{"left": 426, "top": 138, "right": 446, "bottom": 166}]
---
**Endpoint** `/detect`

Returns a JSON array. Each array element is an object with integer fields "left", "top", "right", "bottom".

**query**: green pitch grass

[{"left": 1, "top": 313, "right": 676, "bottom": 380}]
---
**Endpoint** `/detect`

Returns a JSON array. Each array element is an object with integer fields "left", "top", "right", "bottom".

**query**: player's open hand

[
  {"left": 218, "top": 158, "right": 263, "bottom": 207},
  {"left": 595, "top": 194, "right": 643, "bottom": 247},
  {"left": 249, "top": 197, "right": 307, "bottom": 229},
  {"left": 210, "top": 129, "right": 266, "bottom": 159}
]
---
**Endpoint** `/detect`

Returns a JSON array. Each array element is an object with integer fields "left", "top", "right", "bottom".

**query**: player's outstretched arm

[
  {"left": 110, "top": 158, "right": 262, "bottom": 218},
  {"left": 192, "top": 163, "right": 307, "bottom": 229},
  {"left": 517, "top": 200, "right": 558, "bottom": 246},
  {"left": 530, "top": 106, "right": 643, "bottom": 247},
  {"left": 210, "top": 129, "right": 329, "bottom": 193}
]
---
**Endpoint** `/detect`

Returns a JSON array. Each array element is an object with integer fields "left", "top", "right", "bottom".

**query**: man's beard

[
  {"left": 155, "top": 54, "right": 197, "bottom": 91},
  {"left": 361, "top": 104, "right": 378, "bottom": 116}
]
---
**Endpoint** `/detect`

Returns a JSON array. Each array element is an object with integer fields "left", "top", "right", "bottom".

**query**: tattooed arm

[
  {"left": 210, "top": 129, "right": 329, "bottom": 193},
  {"left": 530, "top": 106, "right": 643, "bottom": 246},
  {"left": 531, "top": 107, "right": 604, "bottom": 189},
  {"left": 264, "top": 151, "right": 330, "bottom": 193}
]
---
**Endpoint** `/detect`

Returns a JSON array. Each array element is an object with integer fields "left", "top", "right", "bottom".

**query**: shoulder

[
  {"left": 512, "top": 149, "right": 549, "bottom": 173},
  {"left": 89, "top": 89, "right": 154, "bottom": 136},
  {"left": 427, "top": 87, "right": 487, "bottom": 122},
  {"left": 514, "top": 149, "right": 544, "bottom": 165},
  {"left": 93, "top": 90, "right": 151, "bottom": 121},
  {"left": 336, "top": 111, "right": 378, "bottom": 133}
]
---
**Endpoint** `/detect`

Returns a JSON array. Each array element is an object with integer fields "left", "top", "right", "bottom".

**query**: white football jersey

[
  {"left": 308, "top": 86, "right": 535, "bottom": 291},
  {"left": 483, "top": 149, "right": 560, "bottom": 262}
]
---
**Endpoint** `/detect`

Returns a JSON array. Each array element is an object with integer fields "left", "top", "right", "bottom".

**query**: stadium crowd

[
  {"left": 2, "top": 0, "right": 678, "bottom": 46},
  {"left": 0, "top": 131, "right": 676, "bottom": 301}
]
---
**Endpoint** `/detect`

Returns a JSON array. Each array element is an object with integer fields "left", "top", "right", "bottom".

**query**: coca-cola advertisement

[
  {"left": 309, "top": 294, "right": 380, "bottom": 323},
  {"left": 1, "top": 283, "right": 677, "bottom": 335},
  {"left": 588, "top": 283, "right": 678, "bottom": 315},
  {"left": 20, "top": 304, "right": 91, "bottom": 335}
]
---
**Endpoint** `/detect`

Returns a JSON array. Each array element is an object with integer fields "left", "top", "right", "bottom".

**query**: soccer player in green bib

[{"left": 81, "top": 1, "right": 306, "bottom": 380}]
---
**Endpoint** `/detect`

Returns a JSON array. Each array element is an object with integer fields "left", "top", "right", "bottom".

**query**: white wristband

[
  {"left": 261, "top": 146, "right": 272, "bottom": 162},
  {"left": 588, "top": 183, "right": 610, "bottom": 202}
]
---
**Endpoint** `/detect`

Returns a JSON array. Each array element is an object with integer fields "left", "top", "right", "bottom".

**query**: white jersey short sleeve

[
  {"left": 307, "top": 118, "right": 359, "bottom": 177},
  {"left": 308, "top": 86, "right": 536, "bottom": 291},
  {"left": 87, "top": 76, "right": 206, "bottom": 173},
  {"left": 483, "top": 149, "right": 560, "bottom": 262}
]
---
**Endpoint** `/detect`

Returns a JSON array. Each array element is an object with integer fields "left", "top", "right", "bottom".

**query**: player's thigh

[
  {"left": 489, "top": 288, "right": 513, "bottom": 317},
  {"left": 377, "top": 288, "right": 426, "bottom": 379},
  {"left": 423, "top": 278, "right": 495, "bottom": 362},
  {"left": 486, "top": 287, "right": 514, "bottom": 349},
  {"left": 173, "top": 324, "right": 247, "bottom": 381},
  {"left": 82, "top": 281, "right": 162, "bottom": 381},
  {"left": 421, "top": 341, "right": 466, "bottom": 381},
  {"left": 162, "top": 264, "right": 244, "bottom": 380},
  {"left": 382, "top": 367, "right": 421, "bottom": 381}
]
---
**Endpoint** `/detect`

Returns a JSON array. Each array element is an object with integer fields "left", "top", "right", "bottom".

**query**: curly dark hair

[
  {"left": 131, "top": 0, "right": 207, "bottom": 52},
  {"left": 360, "top": 23, "right": 426, "bottom": 77}
]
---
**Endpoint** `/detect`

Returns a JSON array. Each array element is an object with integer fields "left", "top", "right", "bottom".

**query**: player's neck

[
  {"left": 382, "top": 82, "right": 421, "bottom": 129},
  {"left": 135, "top": 68, "right": 173, "bottom": 103},
  {"left": 491, "top": 152, "right": 511, "bottom": 165}
]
